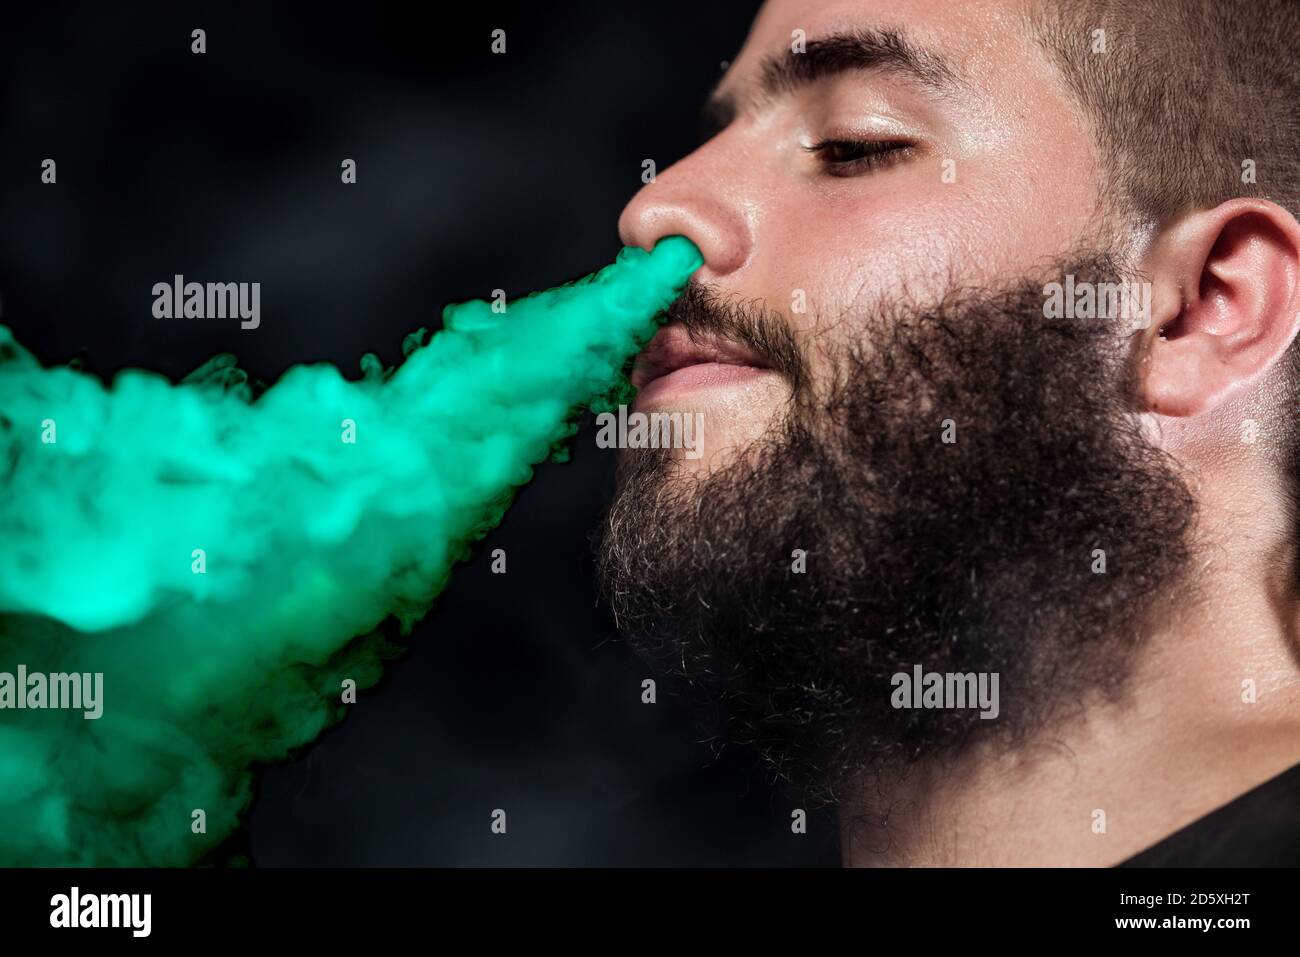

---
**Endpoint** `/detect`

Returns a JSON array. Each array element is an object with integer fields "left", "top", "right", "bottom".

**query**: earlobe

[{"left": 1139, "top": 200, "right": 1300, "bottom": 418}]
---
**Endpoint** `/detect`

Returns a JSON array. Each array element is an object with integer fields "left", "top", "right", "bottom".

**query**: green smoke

[{"left": 0, "top": 236, "right": 701, "bottom": 866}]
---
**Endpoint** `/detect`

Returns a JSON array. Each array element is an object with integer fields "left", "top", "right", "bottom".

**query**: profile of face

[
  {"left": 597, "top": 0, "right": 1222, "bottom": 796},
  {"left": 619, "top": 0, "right": 1106, "bottom": 469}
]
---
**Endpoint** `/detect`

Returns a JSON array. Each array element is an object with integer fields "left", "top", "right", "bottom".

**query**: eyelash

[{"left": 805, "top": 138, "right": 914, "bottom": 177}]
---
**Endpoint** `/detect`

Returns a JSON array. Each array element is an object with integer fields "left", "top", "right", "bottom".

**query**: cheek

[
  {"left": 753, "top": 189, "right": 970, "bottom": 352},
  {"left": 754, "top": 164, "right": 1093, "bottom": 342}
]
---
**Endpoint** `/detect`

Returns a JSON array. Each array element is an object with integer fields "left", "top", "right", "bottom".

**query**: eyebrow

[{"left": 701, "top": 27, "right": 962, "bottom": 141}]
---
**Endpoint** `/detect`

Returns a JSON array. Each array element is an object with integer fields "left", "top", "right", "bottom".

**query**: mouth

[{"left": 630, "top": 323, "right": 772, "bottom": 408}]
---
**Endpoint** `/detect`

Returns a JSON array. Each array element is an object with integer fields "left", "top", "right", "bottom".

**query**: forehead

[{"left": 742, "top": 0, "right": 1035, "bottom": 62}]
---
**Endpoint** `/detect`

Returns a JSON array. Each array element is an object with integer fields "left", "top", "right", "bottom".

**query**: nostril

[
  {"left": 616, "top": 174, "right": 752, "bottom": 279},
  {"left": 631, "top": 213, "right": 749, "bottom": 280}
]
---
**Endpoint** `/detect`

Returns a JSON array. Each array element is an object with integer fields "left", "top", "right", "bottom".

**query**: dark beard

[{"left": 595, "top": 258, "right": 1198, "bottom": 803}]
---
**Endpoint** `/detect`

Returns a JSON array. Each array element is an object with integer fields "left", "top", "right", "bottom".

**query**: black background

[{"left": 0, "top": 0, "right": 838, "bottom": 865}]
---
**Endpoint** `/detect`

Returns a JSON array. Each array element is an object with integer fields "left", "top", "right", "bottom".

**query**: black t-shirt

[{"left": 1119, "top": 761, "right": 1300, "bottom": 866}]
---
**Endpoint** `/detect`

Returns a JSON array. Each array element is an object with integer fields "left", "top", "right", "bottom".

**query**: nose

[{"left": 616, "top": 141, "right": 753, "bottom": 282}]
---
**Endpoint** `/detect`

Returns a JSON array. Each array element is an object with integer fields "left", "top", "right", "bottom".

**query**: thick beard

[{"left": 595, "top": 258, "right": 1198, "bottom": 804}]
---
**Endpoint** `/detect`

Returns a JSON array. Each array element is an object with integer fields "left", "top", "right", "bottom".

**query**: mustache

[{"left": 663, "top": 282, "right": 810, "bottom": 391}]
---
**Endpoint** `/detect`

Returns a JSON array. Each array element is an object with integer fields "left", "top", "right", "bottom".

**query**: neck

[{"left": 842, "top": 482, "right": 1300, "bottom": 867}]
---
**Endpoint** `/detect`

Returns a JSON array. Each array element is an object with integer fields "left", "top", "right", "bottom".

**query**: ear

[{"left": 1139, "top": 199, "right": 1300, "bottom": 417}]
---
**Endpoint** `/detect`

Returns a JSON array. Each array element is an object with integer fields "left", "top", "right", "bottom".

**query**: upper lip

[{"left": 631, "top": 323, "right": 769, "bottom": 390}]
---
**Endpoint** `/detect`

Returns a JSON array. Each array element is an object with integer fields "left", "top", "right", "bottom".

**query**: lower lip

[{"left": 632, "top": 362, "right": 770, "bottom": 409}]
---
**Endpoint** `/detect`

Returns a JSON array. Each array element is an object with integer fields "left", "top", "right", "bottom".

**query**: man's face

[
  {"left": 600, "top": 0, "right": 1198, "bottom": 795},
  {"left": 619, "top": 0, "right": 1101, "bottom": 470}
]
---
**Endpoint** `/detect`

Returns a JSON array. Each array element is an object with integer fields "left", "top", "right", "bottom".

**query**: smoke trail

[{"left": 0, "top": 236, "right": 701, "bottom": 866}]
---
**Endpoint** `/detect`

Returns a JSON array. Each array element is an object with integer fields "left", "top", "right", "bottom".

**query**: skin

[{"left": 617, "top": 0, "right": 1300, "bottom": 865}]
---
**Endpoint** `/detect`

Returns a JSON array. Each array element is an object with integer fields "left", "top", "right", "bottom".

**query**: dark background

[{"left": 0, "top": 0, "right": 838, "bottom": 865}]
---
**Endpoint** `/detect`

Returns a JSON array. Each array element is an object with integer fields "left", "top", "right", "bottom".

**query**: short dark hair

[
  {"left": 1032, "top": 0, "right": 1300, "bottom": 225},
  {"left": 1032, "top": 0, "right": 1300, "bottom": 535}
]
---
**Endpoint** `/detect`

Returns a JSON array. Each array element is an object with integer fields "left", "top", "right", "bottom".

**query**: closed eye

[{"left": 805, "top": 138, "right": 915, "bottom": 177}]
